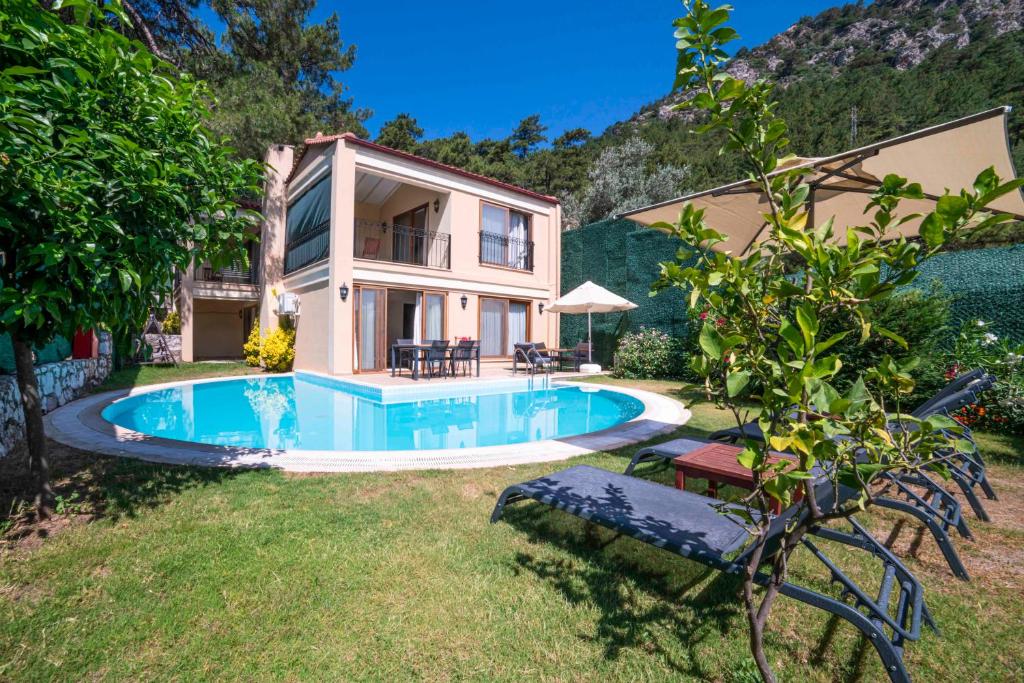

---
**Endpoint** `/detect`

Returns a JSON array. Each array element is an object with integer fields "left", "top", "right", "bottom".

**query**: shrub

[
  {"left": 827, "top": 282, "right": 954, "bottom": 403},
  {"left": 946, "top": 319, "right": 1024, "bottom": 435},
  {"left": 260, "top": 325, "right": 296, "bottom": 372},
  {"left": 612, "top": 326, "right": 683, "bottom": 379},
  {"left": 161, "top": 311, "right": 181, "bottom": 335},
  {"left": 243, "top": 323, "right": 262, "bottom": 367}
]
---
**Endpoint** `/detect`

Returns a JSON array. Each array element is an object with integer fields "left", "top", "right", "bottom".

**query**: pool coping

[{"left": 44, "top": 373, "right": 691, "bottom": 473}]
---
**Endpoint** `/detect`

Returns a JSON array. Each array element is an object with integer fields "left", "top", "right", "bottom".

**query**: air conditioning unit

[{"left": 276, "top": 292, "right": 299, "bottom": 316}]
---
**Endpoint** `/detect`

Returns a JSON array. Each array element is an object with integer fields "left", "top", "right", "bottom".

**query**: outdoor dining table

[{"left": 390, "top": 342, "right": 480, "bottom": 380}]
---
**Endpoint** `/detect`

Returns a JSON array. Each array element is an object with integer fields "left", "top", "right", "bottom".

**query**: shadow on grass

[
  {"left": 501, "top": 501, "right": 743, "bottom": 679},
  {"left": 0, "top": 439, "right": 249, "bottom": 547}
]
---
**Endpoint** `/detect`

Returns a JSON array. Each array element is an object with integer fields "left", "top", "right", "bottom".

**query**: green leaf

[
  {"left": 876, "top": 326, "right": 908, "bottom": 349},
  {"left": 814, "top": 331, "right": 849, "bottom": 354},
  {"left": 779, "top": 319, "right": 804, "bottom": 354},
  {"left": 3, "top": 66, "right": 47, "bottom": 76},
  {"left": 936, "top": 195, "right": 968, "bottom": 224},
  {"left": 699, "top": 323, "right": 724, "bottom": 359},
  {"left": 118, "top": 270, "right": 132, "bottom": 292},
  {"left": 795, "top": 303, "right": 818, "bottom": 349},
  {"left": 919, "top": 212, "right": 944, "bottom": 248},
  {"left": 726, "top": 370, "right": 751, "bottom": 397}
]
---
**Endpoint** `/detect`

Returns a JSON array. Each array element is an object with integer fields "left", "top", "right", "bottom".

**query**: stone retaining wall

[{"left": 0, "top": 332, "right": 112, "bottom": 458}]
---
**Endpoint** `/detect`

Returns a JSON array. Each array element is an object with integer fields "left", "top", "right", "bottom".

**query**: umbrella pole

[{"left": 587, "top": 310, "right": 592, "bottom": 363}]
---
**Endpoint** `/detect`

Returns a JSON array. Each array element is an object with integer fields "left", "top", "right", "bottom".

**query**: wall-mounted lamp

[
  {"left": 460, "top": 294, "right": 468, "bottom": 310},
  {"left": 339, "top": 282, "right": 350, "bottom": 302},
  {"left": 433, "top": 198, "right": 440, "bottom": 213},
  {"left": 538, "top": 302, "right": 545, "bottom": 315}
]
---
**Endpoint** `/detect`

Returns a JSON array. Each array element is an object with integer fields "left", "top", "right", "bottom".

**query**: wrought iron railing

[
  {"left": 284, "top": 220, "right": 330, "bottom": 274},
  {"left": 479, "top": 231, "right": 534, "bottom": 271},
  {"left": 354, "top": 219, "right": 451, "bottom": 269},
  {"left": 198, "top": 259, "right": 257, "bottom": 284}
]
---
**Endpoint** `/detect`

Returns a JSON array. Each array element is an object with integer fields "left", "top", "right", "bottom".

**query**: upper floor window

[
  {"left": 284, "top": 174, "right": 331, "bottom": 274},
  {"left": 480, "top": 202, "right": 533, "bottom": 271}
]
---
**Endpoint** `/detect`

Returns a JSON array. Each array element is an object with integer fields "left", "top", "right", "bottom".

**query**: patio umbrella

[
  {"left": 547, "top": 280, "right": 637, "bottom": 370},
  {"left": 619, "top": 107, "right": 1024, "bottom": 254}
]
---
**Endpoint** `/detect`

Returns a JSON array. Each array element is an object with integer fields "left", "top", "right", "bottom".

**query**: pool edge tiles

[{"left": 46, "top": 373, "right": 691, "bottom": 472}]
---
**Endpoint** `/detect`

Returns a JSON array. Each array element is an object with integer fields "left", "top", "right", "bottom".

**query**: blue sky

[{"left": 198, "top": 1, "right": 847, "bottom": 141}]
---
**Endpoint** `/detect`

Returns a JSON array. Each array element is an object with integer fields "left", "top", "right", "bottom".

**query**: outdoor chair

[
  {"left": 704, "top": 371, "right": 998, "bottom": 522},
  {"left": 424, "top": 340, "right": 450, "bottom": 379},
  {"left": 361, "top": 237, "right": 381, "bottom": 260},
  {"left": 450, "top": 339, "right": 477, "bottom": 377},
  {"left": 394, "top": 338, "right": 416, "bottom": 377},
  {"left": 492, "top": 465, "right": 934, "bottom": 683},
  {"left": 572, "top": 342, "right": 591, "bottom": 371},
  {"left": 513, "top": 342, "right": 554, "bottom": 375},
  {"left": 624, "top": 436, "right": 973, "bottom": 581}
]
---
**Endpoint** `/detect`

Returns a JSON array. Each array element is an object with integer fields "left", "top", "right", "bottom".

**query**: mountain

[{"left": 595, "top": 0, "right": 1024, "bottom": 198}]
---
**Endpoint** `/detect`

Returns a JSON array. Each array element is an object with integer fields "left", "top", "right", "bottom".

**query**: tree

[
  {"left": 655, "top": 3, "right": 1023, "bottom": 680},
  {"left": 0, "top": 0, "right": 264, "bottom": 514},
  {"left": 510, "top": 114, "right": 548, "bottom": 158},
  {"left": 375, "top": 113, "right": 424, "bottom": 152},
  {"left": 190, "top": 0, "right": 370, "bottom": 159},
  {"left": 564, "top": 137, "right": 688, "bottom": 228}
]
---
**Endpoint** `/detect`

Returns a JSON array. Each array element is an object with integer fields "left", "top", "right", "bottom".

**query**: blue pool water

[{"left": 101, "top": 375, "right": 645, "bottom": 451}]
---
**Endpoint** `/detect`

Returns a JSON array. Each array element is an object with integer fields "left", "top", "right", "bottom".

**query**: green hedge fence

[{"left": 560, "top": 219, "right": 1024, "bottom": 365}]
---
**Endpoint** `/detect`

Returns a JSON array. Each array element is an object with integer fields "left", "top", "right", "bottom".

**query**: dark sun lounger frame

[
  {"left": 492, "top": 465, "right": 936, "bottom": 683},
  {"left": 625, "top": 437, "right": 972, "bottom": 580}
]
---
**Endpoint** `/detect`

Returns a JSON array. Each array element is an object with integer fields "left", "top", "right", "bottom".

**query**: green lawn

[{"left": 1, "top": 367, "right": 1022, "bottom": 681}]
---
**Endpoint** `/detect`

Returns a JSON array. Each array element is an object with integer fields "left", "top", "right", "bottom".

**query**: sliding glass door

[
  {"left": 354, "top": 286, "right": 386, "bottom": 372},
  {"left": 424, "top": 292, "right": 445, "bottom": 341},
  {"left": 356, "top": 287, "right": 448, "bottom": 372},
  {"left": 479, "top": 297, "right": 530, "bottom": 357}
]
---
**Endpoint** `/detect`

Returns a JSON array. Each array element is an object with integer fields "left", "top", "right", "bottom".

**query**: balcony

[
  {"left": 354, "top": 219, "right": 451, "bottom": 269},
  {"left": 198, "top": 260, "right": 257, "bottom": 285},
  {"left": 479, "top": 231, "right": 534, "bottom": 271},
  {"left": 284, "top": 220, "right": 330, "bottom": 275}
]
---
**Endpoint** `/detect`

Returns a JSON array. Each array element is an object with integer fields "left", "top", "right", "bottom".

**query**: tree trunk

[{"left": 12, "top": 335, "right": 53, "bottom": 517}]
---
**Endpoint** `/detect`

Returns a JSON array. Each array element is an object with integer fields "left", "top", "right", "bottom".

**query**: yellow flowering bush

[
  {"left": 260, "top": 325, "right": 296, "bottom": 372},
  {"left": 243, "top": 323, "right": 262, "bottom": 367}
]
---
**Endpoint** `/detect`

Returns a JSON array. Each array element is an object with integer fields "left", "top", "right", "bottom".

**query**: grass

[
  {"left": 96, "top": 361, "right": 262, "bottom": 393},
  {"left": 1, "top": 367, "right": 1022, "bottom": 681}
]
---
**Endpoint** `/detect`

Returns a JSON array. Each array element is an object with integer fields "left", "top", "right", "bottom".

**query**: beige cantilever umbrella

[
  {"left": 547, "top": 280, "right": 637, "bottom": 371},
  {"left": 620, "top": 107, "right": 1024, "bottom": 254}
]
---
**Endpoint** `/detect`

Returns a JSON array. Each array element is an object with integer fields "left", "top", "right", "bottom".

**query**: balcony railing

[
  {"left": 354, "top": 219, "right": 451, "bottom": 269},
  {"left": 284, "top": 220, "right": 330, "bottom": 274},
  {"left": 198, "top": 260, "right": 257, "bottom": 285},
  {"left": 479, "top": 231, "right": 534, "bottom": 271}
]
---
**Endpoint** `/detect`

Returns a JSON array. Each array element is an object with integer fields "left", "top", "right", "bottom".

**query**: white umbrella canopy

[
  {"left": 547, "top": 281, "right": 637, "bottom": 366},
  {"left": 620, "top": 107, "right": 1024, "bottom": 254}
]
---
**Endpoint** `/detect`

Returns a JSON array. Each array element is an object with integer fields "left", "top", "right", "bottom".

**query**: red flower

[{"left": 699, "top": 311, "right": 708, "bottom": 320}]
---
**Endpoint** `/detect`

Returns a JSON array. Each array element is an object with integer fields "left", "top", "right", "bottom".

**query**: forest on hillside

[{"left": 117, "top": 0, "right": 1023, "bottom": 237}]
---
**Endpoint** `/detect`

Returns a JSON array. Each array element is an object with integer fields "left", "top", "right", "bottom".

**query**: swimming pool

[{"left": 100, "top": 374, "right": 646, "bottom": 451}]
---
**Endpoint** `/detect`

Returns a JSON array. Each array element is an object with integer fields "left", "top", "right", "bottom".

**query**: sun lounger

[
  {"left": 624, "top": 436, "right": 972, "bottom": 580},
  {"left": 707, "top": 374, "right": 998, "bottom": 522},
  {"left": 492, "top": 464, "right": 934, "bottom": 683}
]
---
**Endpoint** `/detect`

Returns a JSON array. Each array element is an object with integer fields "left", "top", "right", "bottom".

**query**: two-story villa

[{"left": 179, "top": 133, "right": 562, "bottom": 374}]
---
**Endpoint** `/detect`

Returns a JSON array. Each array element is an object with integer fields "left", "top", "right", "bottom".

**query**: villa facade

[{"left": 179, "top": 133, "right": 562, "bottom": 374}]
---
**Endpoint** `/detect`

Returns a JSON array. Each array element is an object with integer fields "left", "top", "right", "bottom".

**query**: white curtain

[
  {"left": 480, "top": 298, "right": 505, "bottom": 356},
  {"left": 359, "top": 290, "right": 378, "bottom": 370},
  {"left": 413, "top": 292, "right": 422, "bottom": 344},
  {"left": 507, "top": 302, "right": 528, "bottom": 354},
  {"left": 425, "top": 294, "right": 444, "bottom": 341},
  {"left": 508, "top": 211, "right": 528, "bottom": 269}
]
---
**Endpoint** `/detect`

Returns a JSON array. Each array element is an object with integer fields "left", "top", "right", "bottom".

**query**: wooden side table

[{"left": 672, "top": 442, "right": 801, "bottom": 515}]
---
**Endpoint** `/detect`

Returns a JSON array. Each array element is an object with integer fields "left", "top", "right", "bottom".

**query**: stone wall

[{"left": 0, "top": 332, "right": 112, "bottom": 459}]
